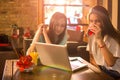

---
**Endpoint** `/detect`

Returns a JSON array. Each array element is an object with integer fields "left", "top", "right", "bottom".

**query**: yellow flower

[{"left": 29, "top": 52, "right": 38, "bottom": 65}]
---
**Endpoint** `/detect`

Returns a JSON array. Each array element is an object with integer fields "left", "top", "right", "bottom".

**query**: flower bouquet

[{"left": 16, "top": 55, "right": 34, "bottom": 72}]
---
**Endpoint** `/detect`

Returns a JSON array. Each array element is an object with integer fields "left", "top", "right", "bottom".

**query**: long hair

[
  {"left": 88, "top": 5, "right": 120, "bottom": 45},
  {"left": 48, "top": 12, "right": 67, "bottom": 44}
]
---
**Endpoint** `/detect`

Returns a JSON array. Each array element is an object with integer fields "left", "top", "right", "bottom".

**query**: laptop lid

[
  {"left": 35, "top": 42, "right": 87, "bottom": 71},
  {"left": 35, "top": 42, "right": 72, "bottom": 71}
]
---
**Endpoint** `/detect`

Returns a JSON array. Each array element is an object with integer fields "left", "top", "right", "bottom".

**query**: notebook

[{"left": 35, "top": 42, "right": 87, "bottom": 72}]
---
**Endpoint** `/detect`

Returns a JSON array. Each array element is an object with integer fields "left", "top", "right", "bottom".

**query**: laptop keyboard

[
  {"left": 71, "top": 64, "right": 81, "bottom": 69},
  {"left": 70, "top": 58, "right": 87, "bottom": 71}
]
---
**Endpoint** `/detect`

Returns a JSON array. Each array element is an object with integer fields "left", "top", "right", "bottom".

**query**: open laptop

[{"left": 35, "top": 42, "right": 87, "bottom": 72}]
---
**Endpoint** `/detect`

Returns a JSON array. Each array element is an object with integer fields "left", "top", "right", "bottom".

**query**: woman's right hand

[
  {"left": 37, "top": 24, "right": 44, "bottom": 34},
  {"left": 37, "top": 24, "right": 47, "bottom": 34}
]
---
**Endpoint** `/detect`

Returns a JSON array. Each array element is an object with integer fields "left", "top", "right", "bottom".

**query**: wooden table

[{"left": 2, "top": 57, "right": 114, "bottom": 80}]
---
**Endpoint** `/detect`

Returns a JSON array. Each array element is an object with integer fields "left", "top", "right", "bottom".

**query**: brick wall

[{"left": 0, "top": 0, "right": 38, "bottom": 31}]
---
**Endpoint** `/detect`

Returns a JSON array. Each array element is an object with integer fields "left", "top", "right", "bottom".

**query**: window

[{"left": 44, "top": 0, "right": 88, "bottom": 26}]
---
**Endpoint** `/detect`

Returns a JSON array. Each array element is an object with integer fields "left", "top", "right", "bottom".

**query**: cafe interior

[{"left": 0, "top": 0, "right": 120, "bottom": 80}]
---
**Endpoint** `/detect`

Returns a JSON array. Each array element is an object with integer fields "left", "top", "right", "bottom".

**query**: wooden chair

[
  {"left": 67, "top": 29, "right": 84, "bottom": 43},
  {"left": 0, "top": 37, "right": 19, "bottom": 80},
  {"left": 67, "top": 29, "right": 90, "bottom": 62},
  {"left": 23, "top": 38, "right": 33, "bottom": 55},
  {"left": 0, "top": 27, "right": 19, "bottom": 80}
]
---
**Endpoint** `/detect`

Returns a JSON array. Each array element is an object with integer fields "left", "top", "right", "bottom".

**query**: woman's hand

[
  {"left": 37, "top": 24, "right": 48, "bottom": 35},
  {"left": 37, "top": 24, "right": 44, "bottom": 34},
  {"left": 88, "top": 24, "right": 103, "bottom": 45},
  {"left": 42, "top": 25, "right": 48, "bottom": 36},
  {"left": 37, "top": 24, "right": 51, "bottom": 43}
]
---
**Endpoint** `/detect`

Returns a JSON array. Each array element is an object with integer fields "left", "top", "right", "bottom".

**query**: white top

[{"left": 87, "top": 35, "right": 120, "bottom": 73}]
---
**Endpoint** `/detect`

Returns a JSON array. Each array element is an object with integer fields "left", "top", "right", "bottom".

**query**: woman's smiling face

[{"left": 54, "top": 18, "right": 66, "bottom": 36}]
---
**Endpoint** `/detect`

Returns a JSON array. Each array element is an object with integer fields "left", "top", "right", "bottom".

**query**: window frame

[{"left": 43, "top": 2, "right": 89, "bottom": 26}]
